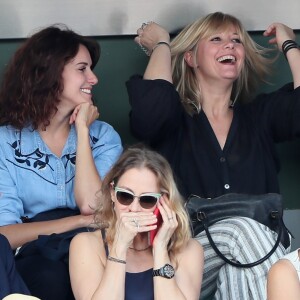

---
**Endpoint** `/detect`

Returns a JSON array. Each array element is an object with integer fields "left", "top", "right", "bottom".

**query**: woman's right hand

[
  {"left": 113, "top": 212, "right": 157, "bottom": 253},
  {"left": 134, "top": 22, "right": 170, "bottom": 55},
  {"left": 69, "top": 102, "right": 99, "bottom": 128}
]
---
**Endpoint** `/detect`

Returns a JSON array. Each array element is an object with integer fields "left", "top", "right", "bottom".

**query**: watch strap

[
  {"left": 152, "top": 268, "right": 161, "bottom": 277},
  {"left": 153, "top": 263, "right": 175, "bottom": 279}
]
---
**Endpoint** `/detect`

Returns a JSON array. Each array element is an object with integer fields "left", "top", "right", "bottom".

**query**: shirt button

[
  {"left": 220, "top": 157, "right": 226, "bottom": 162},
  {"left": 224, "top": 184, "right": 230, "bottom": 189}
]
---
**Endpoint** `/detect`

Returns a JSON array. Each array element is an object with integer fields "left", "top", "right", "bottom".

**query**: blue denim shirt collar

[{"left": 19, "top": 125, "right": 77, "bottom": 156}]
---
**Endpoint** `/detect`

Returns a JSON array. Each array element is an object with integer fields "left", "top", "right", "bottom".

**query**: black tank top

[{"left": 101, "top": 229, "right": 154, "bottom": 300}]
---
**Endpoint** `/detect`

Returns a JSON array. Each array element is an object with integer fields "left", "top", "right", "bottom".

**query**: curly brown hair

[{"left": 0, "top": 24, "right": 100, "bottom": 130}]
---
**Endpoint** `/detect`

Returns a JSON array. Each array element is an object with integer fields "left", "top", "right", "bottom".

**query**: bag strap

[{"left": 200, "top": 211, "right": 283, "bottom": 268}]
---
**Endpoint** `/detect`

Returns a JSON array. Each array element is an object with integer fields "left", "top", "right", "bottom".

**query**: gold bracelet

[
  {"left": 107, "top": 255, "right": 126, "bottom": 264},
  {"left": 152, "top": 41, "right": 170, "bottom": 53}
]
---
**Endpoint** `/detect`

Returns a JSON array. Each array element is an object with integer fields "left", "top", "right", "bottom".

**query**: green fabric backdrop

[{"left": 0, "top": 32, "right": 299, "bottom": 208}]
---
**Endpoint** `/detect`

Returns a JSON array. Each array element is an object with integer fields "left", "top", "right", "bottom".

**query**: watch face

[{"left": 163, "top": 264, "right": 175, "bottom": 278}]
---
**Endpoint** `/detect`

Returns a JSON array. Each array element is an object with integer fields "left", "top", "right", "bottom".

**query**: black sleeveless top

[
  {"left": 101, "top": 229, "right": 154, "bottom": 300},
  {"left": 125, "top": 269, "right": 154, "bottom": 300}
]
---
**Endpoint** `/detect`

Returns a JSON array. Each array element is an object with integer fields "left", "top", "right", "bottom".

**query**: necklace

[{"left": 129, "top": 245, "right": 151, "bottom": 252}]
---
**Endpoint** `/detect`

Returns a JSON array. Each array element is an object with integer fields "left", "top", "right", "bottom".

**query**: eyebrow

[
  {"left": 75, "top": 62, "right": 89, "bottom": 66},
  {"left": 116, "top": 186, "right": 160, "bottom": 195},
  {"left": 116, "top": 186, "right": 134, "bottom": 194}
]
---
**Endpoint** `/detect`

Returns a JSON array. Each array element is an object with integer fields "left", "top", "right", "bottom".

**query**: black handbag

[{"left": 185, "top": 193, "right": 291, "bottom": 268}]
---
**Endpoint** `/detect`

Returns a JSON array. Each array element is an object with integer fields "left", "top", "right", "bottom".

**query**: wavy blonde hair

[
  {"left": 94, "top": 145, "right": 191, "bottom": 264},
  {"left": 171, "top": 11, "right": 274, "bottom": 114}
]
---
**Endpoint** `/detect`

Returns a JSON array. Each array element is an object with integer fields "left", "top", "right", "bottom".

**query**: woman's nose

[
  {"left": 224, "top": 41, "right": 234, "bottom": 49},
  {"left": 129, "top": 197, "right": 142, "bottom": 212},
  {"left": 89, "top": 70, "right": 98, "bottom": 86}
]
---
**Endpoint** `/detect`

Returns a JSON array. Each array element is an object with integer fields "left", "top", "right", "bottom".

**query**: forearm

[
  {"left": 0, "top": 214, "right": 91, "bottom": 249},
  {"left": 74, "top": 125, "right": 102, "bottom": 215},
  {"left": 144, "top": 45, "right": 173, "bottom": 82},
  {"left": 153, "top": 247, "right": 186, "bottom": 300},
  {"left": 91, "top": 262, "right": 126, "bottom": 300},
  {"left": 91, "top": 243, "right": 127, "bottom": 300},
  {"left": 153, "top": 239, "right": 203, "bottom": 300},
  {"left": 286, "top": 47, "right": 300, "bottom": 88}
]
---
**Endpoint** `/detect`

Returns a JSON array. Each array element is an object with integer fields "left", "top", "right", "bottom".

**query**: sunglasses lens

[
  {"left": 116, "top": 191, "right": 134, "bottom": 205},
  {"left": 140, "top": 195, "right": 158, "bottom": 209}
]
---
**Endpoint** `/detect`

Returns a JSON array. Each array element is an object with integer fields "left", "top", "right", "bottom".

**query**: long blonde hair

[
  {"left": 94, "top": 145, "right": 191, "bottom": 262},
  {"left": 171, "top": 12, "right": 273, "bottom": 114}
]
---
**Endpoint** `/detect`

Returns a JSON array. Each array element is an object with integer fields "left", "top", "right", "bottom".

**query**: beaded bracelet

[
  {"left": 107, "top": 255, "right": 126, "bottom": 264},
  {"left": 152, "top": 41, "right": 171, "bottom": 53},
  {"left": 282, "top": 39, "right": 299, "bottom": 60}
]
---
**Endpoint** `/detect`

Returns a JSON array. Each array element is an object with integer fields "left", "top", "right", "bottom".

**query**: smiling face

[
  {"left": 186, "top": 25, "right": 245, "bottom": 84},
  {"left": 59, "top": 44, "right": 98, "bottom": 110},
  {"left": 111, "top": 167, "right": 161, "bottom": 217}
]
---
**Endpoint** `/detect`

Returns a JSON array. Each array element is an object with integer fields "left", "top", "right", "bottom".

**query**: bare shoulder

[
  {"left": 187, "top": 238, "right": 204, "bottom": 253},
  {"left": 178, "top": 238, "right": 204, "bottom": 260},
  {"left": 268, "top": 257, "right": 300, "bottom": 300},
  {"left": 269, "top": 258, "right": 297, "bottom": 278},
  {"left": 71, "top": 229, "right": 103, "bottom": 252}
]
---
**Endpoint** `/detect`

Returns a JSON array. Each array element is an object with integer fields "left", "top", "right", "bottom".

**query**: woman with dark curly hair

[{"left": 0, "top": 24, "right": 122, "bottom": 300}]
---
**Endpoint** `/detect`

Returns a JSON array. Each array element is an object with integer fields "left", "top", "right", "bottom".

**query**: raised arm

[
  {"left": 264, "top": 23, "right": 300, "bottom": 88},
  {"left": 70, "top": 211, "right": 157, "bottom": 300},
  {"left": 71, "top": 103, "right": 122, "bottom": 215},
  {"left": 136, "top": 22, "right": 173, "bottom": 82},
  {"left": 152, "top": 198, "right": 203, "bottom": 299},
  {"left": 71, "top": 103, "right": 102, "bottom": 214}
]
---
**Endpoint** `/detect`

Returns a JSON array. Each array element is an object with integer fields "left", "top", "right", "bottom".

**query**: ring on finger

[
  {"left": 141, "top": 21, "right": 153, "bottom": 30},
  {"left": 138, "top": 40, "right": 151, "bottom": 56},
  {"left": 132, "top": 218, "right": 139, "bottom": 228}
]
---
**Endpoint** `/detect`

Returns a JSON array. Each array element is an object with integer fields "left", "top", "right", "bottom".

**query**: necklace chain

[{"left": 129, "top": 245, "right": 151, "bottom": 252}]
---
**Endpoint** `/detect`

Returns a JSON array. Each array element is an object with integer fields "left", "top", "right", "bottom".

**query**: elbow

[
  {"left": 0, "top": 226, "right": 19, "bottom": 250},
  {"left": 77, "top": 202, "right": 96, "bottom": 216},
  {"left": 75, "top": 190, "right": 98, "bottom": 216}
]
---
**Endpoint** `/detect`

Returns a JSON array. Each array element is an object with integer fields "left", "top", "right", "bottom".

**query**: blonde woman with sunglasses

[{"left": 69, "top": 145, "right": 204, "bottom": 300}]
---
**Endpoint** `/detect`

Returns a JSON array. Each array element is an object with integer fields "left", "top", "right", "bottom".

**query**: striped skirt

[{"left": 195, "top": 217, "right": 290, "bottom": 300}]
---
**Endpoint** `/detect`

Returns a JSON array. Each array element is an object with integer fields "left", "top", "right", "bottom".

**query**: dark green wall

[{"left": 0, "top": 32, "right": 299, "bottom": 208}]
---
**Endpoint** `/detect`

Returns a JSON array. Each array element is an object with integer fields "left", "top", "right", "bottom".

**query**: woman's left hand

[
  {"left": 152, "top": 195, "right": 178, "bottom": 249},
  {"left": 69, "top": 103, "right": 100, "bottom": 127},
  {"left": 263, "top": 23, "right": 296, "bottom": 50}
]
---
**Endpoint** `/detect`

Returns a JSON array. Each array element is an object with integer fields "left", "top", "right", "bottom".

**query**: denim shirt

[{"left": 0, "top": 121, "right": 122, "bottom": 226}]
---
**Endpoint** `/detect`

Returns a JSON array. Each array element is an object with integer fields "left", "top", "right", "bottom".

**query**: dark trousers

[
  {"left": 0, "top": 234, "right": 30, "bottom": 299},
  {"left": 15, "top": 254, "right": 75, "bottom": 300},
  {"left": 15, "top": 209, "right": 83, "bottom": 300}
]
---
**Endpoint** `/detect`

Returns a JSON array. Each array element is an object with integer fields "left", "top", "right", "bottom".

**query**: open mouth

[
  {"left": 217, "top": 55, "right": 236, "bottom": 64},
  {"left": 80, "top": 88, "right": 91, "bottom": 95}
]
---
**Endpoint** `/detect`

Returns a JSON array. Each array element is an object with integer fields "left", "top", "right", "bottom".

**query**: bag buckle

[
  {"left": 271, "top": 210, "right": 279, "bottom": 219},
  {"left": 196, "top": 211, "right": 206, "bottom": 222}
]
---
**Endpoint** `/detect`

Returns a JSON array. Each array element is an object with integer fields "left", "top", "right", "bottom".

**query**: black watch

[{"left": 153, "top": 263, "right": 175, "bottom": 279}]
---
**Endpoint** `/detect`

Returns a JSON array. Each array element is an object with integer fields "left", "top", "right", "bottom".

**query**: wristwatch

[{"left": 153, "top": 263, "right": 175, "bottom": 279}]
